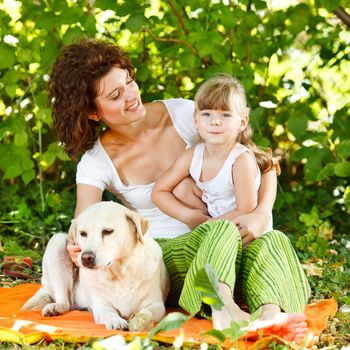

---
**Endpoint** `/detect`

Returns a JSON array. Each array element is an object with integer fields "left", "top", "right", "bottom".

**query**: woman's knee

[
  {"left": 268, "top": 230, "right": 290, "bottom": 241},
  {"left": 257, "top": 230, "right": 292, "bottom": 248}
]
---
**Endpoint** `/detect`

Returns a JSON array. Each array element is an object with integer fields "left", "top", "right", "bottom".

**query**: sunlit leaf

[
  {"left": 148, "top": 312, "right": 190, "bottom": 339},
  {"left": 201, "top": 329, "right": 226, "bottom": 343},
  {"left": 194, "top": 263, "right": 224, "bottom": 310},
  {"left": 14, "top": 131, "right": 28, "bottom": 146},
  {"left": 287, "top": 113, "right": 308, "bottom": 139},
  {"left": 125, "top": 13, "right": 145, "bottom": 32},
  {"left": 334, "top": 161, "right": 350, "bottom": 177},
  {"left": 21, "top": 169, "right": 35, "bottom": 184},
  {"left": 0, "top": 44, "right": 16, "bottom": 69}
]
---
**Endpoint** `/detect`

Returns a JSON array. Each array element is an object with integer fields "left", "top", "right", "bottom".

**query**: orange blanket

[{"left": 0, "top": 284, "right": 337, "bottom": 349}]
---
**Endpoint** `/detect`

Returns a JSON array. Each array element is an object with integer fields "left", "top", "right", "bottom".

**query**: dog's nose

[{"left": 81, "top": 251, "right": 95, "bottom": 268}]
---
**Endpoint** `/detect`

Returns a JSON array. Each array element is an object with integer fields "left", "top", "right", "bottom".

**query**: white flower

[
  {"left": 200, "top": 342, "right": 208, "bottom": 350},
  {"left": 93, "top": 335, "right": 126, "bottom": 350},
  {"left": 173, "top": 334, "right": 184, "bottom": 349}
]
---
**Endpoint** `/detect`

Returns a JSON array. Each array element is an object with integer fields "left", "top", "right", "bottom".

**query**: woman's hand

[
  {"left": 233, "top": 208, "right": 270, "bottom": 248},
  {"left": 186, "top": 210, "right": 211, "bottom": 229},
  {"left": 67, "top": 244, "right": 81, "bottom": 266}
]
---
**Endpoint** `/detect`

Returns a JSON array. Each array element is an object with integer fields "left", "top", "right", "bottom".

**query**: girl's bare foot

[
  {"left": 211, "top": 282, "right": 250, "bottom": 330},
  {"left": 212, "top": 302, "right": 250, "bottom": 330}
]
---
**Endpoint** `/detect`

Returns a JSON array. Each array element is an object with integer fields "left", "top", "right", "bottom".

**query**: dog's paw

[
  {"left": 105, "top": 316, "right": 129, "bottom": 330},
  {"left": 95, "top": 313, "right": 128, "bottom": 330},
  {"left": 22, "top": 294, "right": 52, "bottom": 311},
  {"left": 128, "top": 312, "right": 153, "bottom": 332},
  {"left": 42, "top": 302, "right": 69, "bottom": 316}
]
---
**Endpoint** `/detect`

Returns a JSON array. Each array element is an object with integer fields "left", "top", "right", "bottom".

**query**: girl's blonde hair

[{"left": 195, "top": 74, "right": 277, "bottom": 174}]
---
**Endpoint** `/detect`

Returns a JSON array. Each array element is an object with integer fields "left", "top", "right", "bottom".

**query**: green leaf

[
  {"left": 344, "top": 185, "right": 350, "bottom": 214},
  {"left": 5, "top": 85, "right": 17, "bottom": 98},
  {"left": 40, "top": 39, "right": 59, "bottom": 69},
  {"left": 3, "top": 163, "right": 22, "bottom": 179},
  {"left": 125, "top": 13, "right": 145, "bottom": 32},
  {"left": 148, "top": 312, "right": 190, "bottom": 339},
  {"left": 95, "top": 0, "right": 117, "bottom": 11},
  {"left": 14, "top": 131, "right": 28, "bottom": 146},
  {"left": 304, "top": 152, "right": 322, "bottom": 181},
  {"left": 0, "top": 44, "right": 16, "bottom": 69},
  {"left": 201, "top": 329, "right": 226, "bottom": 343},
  {"left": 223, "top": 320, "right": 250, "bottom": 341},
  {"left": 316, "top": 163, "right": 335, "bottom": 180},
  {"left": 35, "top": 92, "right": 49, "bottom": 109},
  {"left": 287, "top": 113, "right": 308, "bottom": 139},
  {"left": 334, "top": 161, "right": 350, "bottom": 177},
  {"left": 62, "top": 27, "right": 85, "bottom": 45},
  {"left": 4, "top": 70, "right": 20, "bottom": 84},
  {"left": 194, "top": 263, "right": 224, "bottom": 310},
  {"left": 318, "top": 0, "right": 341, "bottom": 11},
  {"left": 21, "top": 169, "right": 35, "bottom": 184},
  {"left": 335, "top": 140, "right": 350, "bottom": 158}
]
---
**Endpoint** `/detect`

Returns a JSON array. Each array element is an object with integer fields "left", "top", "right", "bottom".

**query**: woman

[{"left": 49, "top": 39, "right": 310, "bottom": 341}]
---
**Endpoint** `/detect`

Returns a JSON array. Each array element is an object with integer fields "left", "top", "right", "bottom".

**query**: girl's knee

[{"left": 208, "top": 219, "right": 240, "bottom": 238}]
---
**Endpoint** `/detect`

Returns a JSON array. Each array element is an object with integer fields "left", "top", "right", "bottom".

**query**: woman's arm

[
  {"left": 74, "top": 183, "right": 103, "bottom": 217},
  {"left": 233, "top": 169, "right": 277, "bottom": 247},
  {"left": 152, "top": 148, "right": 210, "bottom": 229},
  {"left": 67, "top": 183, "right": 103, "bottom": 264}
]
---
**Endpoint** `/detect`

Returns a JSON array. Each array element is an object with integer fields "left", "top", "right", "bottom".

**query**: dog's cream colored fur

[{"left": 22, "top": 201, "right": 170, "bottom": 331}]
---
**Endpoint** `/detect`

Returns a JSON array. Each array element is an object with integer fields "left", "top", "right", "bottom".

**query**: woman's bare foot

[
  {"left": 211, "top": 283, "right": 250, "bottom": 330},
  {"left": 246, "top": 311, "right": 308, "bottom": 345}
]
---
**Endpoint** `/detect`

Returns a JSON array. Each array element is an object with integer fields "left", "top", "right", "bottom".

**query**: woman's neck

[{"left": 102, "top": 102, "right": 162, "bottom": 145}]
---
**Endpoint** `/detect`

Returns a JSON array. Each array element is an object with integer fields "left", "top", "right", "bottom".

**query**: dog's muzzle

[{"left": 81, "top": 251, "right": 96, "bottom": 268}]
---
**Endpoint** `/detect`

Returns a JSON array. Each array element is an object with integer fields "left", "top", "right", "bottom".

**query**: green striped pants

[{"left": 156, "top": 220, "right": 310, "bottom": 316}]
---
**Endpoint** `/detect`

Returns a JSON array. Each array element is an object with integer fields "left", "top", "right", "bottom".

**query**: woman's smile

[{"left": 125, "top": 99, "right": 142, "bottom": 112}]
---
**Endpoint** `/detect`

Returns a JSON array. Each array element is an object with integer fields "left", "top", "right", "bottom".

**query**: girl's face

[
  {"left": 89, "top": 66, "right": 146, "bottom": 127},
  {"left": 194, "top": 107, "right": 248, "bottom": 145}
]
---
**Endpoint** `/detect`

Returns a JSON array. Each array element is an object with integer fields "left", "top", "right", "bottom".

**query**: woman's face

[{"left": 91, "top": 66, "right": 146, "bottom": 127}]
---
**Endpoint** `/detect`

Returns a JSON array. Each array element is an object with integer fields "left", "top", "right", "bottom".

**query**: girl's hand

[
  {"left": 233, "top": 209, "right": 269, "bottom": 248},
  {"left": 67, "top": 244, "right": 81, "bottom": 266}
]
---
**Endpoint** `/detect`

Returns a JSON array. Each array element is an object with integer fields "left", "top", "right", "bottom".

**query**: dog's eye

[
  {"left": 80, "top": 231, "right": 87, "bottom": 237},
  {"left": 102, "top": 228, "right": 114, "bottom": 236}
]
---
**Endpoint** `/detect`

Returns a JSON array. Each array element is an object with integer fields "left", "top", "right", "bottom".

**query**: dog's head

[{"left": 68, "top": 201, "right": 149, "bottom": 270}]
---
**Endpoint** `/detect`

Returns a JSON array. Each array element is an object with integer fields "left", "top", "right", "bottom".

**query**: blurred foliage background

[{"left": 0, "top": 0, "right": 349, "bottom": 340}]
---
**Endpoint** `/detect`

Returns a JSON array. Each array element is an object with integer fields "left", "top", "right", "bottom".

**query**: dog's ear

[
  {"left": 67, "top": 219, "right": 77, "bottom": 245},
  {"left": 125, "top": 210, "right": 149, "bottom": 244}
]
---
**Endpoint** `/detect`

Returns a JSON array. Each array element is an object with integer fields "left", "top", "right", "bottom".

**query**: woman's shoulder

[
  {"left": 159, "top": 98, "right": 195, "bottom": 114},
  {"left": 145, "top": 98, "right": 194, "bottom": 116},
  {"left": 78, "top": 139, "right": 107, "bottom": 167}
]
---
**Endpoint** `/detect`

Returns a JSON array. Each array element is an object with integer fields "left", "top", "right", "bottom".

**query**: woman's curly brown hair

[{"left": 49, "top": 39, "right": 135, "bottom": 161}]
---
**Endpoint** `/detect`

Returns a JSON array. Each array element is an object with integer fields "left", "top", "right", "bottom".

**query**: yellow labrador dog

[{"left": 22, "top": 201, "right": 170, "bottom": 331}]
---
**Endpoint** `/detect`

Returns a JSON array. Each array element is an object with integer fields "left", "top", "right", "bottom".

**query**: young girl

[
  {"left": 152, "top": 74, "right": 276, "bottom": 236},
  {"left": 152, "top": 74, "right": 309, "bottom": 335}
]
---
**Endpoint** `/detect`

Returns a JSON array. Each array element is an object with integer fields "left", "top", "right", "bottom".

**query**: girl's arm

[
  {"left": 233, "top": 168, "right": 277, "bottom": 247},
  {"left": 152, "top": 148, "right": 210, "bottom": 229},
  {"left": 210, "top": 152, "right": 258, "bottom": 222}
]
